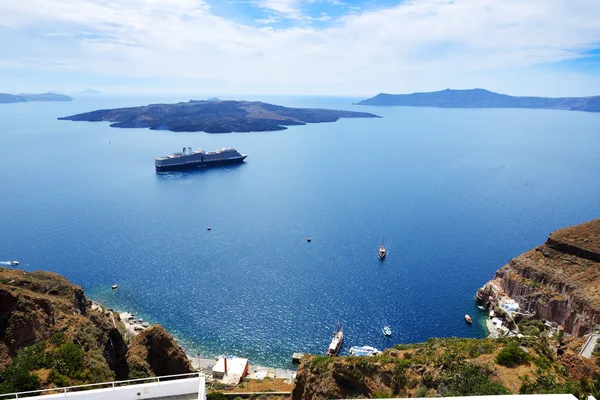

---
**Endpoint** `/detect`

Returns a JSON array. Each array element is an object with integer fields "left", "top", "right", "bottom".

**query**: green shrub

[
  {"left": 440, "top": 362, "right": 510, "bottom": 396},
  {"left": 311, "top": 356, "right": 332, "bottom": 373},
  {"left": 0, "top": 363, "right": 41, "bottom": 394},
  {"left": 207, "top": 393, "right": 228, "bottom": 400},
  {"left": 11, "top": 342, "right": 50, "bottom": 371},
  {"left": 496, "top": 343, "right": 530, "bottom": 367},
  {"left": 50, "top": 332, "right": 66, "bottom": 347},
  {"left": 533, "top": 355, "right": 552, "bottom": 371},
  {"left": 390, "top": 363, "right": 407, "bottom": 394},
  {"left": 414, "top": 386, "right": 428, "bottom": 397},
  {"left": 55, "top": 342, "right": 85, "bottom": 378},
  {"left": 48, "top": 369, "right": 70, "bottom": 387}
]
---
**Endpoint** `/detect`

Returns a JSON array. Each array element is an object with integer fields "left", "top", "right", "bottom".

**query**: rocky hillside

[
  {"left": 0, "top": 268, "right": 193, "bottom": 394},
  {"left": 292, "top": 337, "right": 600, "bottom": 400},
  {"left": 58, "top": 100, "right": 380, "bottom": 133},
  {"left": 0, "top": 92, "right": 72, "bottom": 103},
  {"left": 355, "top": 89, "right": 600, "bottom": 112},
  {"left": 479, "top": 218, "right": 600, "bottom": 336}
]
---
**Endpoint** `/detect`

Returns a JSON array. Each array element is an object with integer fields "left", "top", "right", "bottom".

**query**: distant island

[
  {"left": 0, "top": 92, "right": 73, "bottom": 103},
  {"left": 76, "top": 88, "right": 102, "bottom": 95},
  {"left": 58, "top": 99, "right": 381, "bottom": 133},
  {"left": 356, "top": 88, "right": 600, "bottom": 112}
]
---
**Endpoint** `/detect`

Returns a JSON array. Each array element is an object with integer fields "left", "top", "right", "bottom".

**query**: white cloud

[
  {"left": 0, "top": 0, "right": 599, "bottom": 95},
  {"left": 252, "top": 0, "right": 303, "bottom": 19}
]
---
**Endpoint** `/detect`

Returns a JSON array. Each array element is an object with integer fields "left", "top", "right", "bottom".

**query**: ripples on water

[{"left": 1, "top": 96, "right": 599, "bottom": 368}]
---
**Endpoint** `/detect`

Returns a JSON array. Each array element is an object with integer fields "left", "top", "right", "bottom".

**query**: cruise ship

[{"left": 155, "top": 147, "right": 247, "bottom": 172}]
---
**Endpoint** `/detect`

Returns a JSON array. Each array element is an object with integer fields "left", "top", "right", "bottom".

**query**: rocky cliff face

[
  {"left": 126, "top": 326, "right": 193, "bottom": 378},
  {"left": 0, "top": 268, "right": 193, "bottom": 386},
  {"left": 482, "top": 218, "right": 600, "bottom": 336}
]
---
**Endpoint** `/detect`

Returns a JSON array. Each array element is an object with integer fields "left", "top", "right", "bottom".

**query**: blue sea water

[{"left": 1, "top": 95, "right": 599, "bottom": 369}]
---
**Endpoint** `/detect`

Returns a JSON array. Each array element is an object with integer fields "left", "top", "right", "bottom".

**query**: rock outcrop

[
  {"left": 480, "top": 218, "right": 600, "bottom": 336},
  {"left": 0, "top": 268, "right": 193, "bottom": 387},
  {"left": 126, "top": 326, "right": 193, "bottom": 378}
]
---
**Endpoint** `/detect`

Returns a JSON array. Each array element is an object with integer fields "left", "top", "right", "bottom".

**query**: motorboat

[{"left": 378, "top": 239, "right": 387, "bottom": 260}]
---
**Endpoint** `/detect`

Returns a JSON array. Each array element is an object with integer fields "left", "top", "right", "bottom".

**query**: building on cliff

[{"left": 477, "top": 218, "right": 600, "bottom": 337}]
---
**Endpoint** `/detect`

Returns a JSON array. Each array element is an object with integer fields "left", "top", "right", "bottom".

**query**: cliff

[
  {"left": 126, "top": 326, "right": 193, "bottom": 378},
  {"left": 292, "top": 337, "right": 599, "bottom": 400},
  {"left": 355, "top": 88, "right": 600, "bottom": 112},
  {"left": 58, "top": 100, "right": 381, "bottom": 133},
  {"left": 0, "top": 92, "right": 72, "bottom": 103},
  {"left": 480, "top": 218, "right": 600, "bottom": 336},
  {"left": 0, "top": 268, "right": 193, "bottom": 394}
]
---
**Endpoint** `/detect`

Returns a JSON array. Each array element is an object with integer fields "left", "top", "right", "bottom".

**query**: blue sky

[{"left": 0, "top": 0, "right": 599, "bottom": 96}]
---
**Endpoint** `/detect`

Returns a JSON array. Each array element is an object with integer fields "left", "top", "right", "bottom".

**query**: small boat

[
  {"left": 8, "top": 261, "right": 19, "bottom": 266},
  {"left": 327, "top": 323, "right": 344, "bottom": 356},
  {"left": 142, "top": 322, "right": 149, "bottom": 328},
  {"left": 378, "top": 239, "right": 387, "bottom": 260},
  {"left": 382, "top": 326, "right": 392, "bottom": 336},
  {"left": 477, "top": 305, "right": 486, "bottom": 311},
  {"left": 465, "top": 314, "right": 472, "bottom": 324},
  {"left": 307, "top": 238, "right": 312, "bottom": 242},
  {"left": 111, "top": 284, "right": 119, "bottom": 290},
  {"left": 350, "top": 346, "right": 380, "bottom": 356}
]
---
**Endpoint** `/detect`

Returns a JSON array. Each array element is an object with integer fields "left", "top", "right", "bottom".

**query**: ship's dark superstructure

[{"left": 155, "top": 147, "right": 247, "bottom": 172}]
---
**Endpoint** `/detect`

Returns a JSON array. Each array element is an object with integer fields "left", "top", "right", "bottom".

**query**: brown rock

[
  {"left": 126, "top": 325, "right": 194, "bottom": 378},
  {"left": 482, "top": 218, "right": 600, "bottom": 336}
]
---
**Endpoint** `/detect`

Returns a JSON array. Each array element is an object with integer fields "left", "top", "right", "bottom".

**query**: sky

[{"left": 0, "top": 0, "right": 599, "bottom": 96}]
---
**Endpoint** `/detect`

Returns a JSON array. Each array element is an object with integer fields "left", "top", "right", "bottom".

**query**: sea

[{"left": 1, "top": 95, "right": 599, "bottom": 369}]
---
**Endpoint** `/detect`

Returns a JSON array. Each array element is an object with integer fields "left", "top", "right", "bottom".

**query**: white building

[{"left": 212, "top": 355, "right": 249, "bottom": 384}]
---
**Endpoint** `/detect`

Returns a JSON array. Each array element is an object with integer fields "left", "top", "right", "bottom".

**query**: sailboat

[
  {"left": 378, "top": 239, "right": 387, "bottom": 260},
  {"left": 327, "top": 322, "right": 344, "bottom": 356}
]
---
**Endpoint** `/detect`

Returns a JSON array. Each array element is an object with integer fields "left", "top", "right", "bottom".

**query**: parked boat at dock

[
  {"left": 350, "top": 346, "right": 380, "bottom": 356},
  {"left": 327, "top": 323, "right": 344, "bottom": 356}
]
